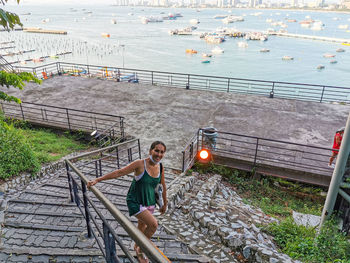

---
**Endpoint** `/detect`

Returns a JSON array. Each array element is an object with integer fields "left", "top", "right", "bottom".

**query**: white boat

[
  {"left": 336, "top": 48, "right": 345, "bottom": 52},
  {"left": 202, "top": 53, "right": 213, "bottom": 57},
  {"left": 190, "top": 19, "right": 199, "bottom": 25},
  {"left": 323, "top": 53, "right": 335, "bottom": 58},
  {"left": 317, "top": 65, "right": 325, "bottom": 70},
  {"left": 282, "top": 56, "right": 293, "bottom": 60},
  {"left": 260, "top": 48, "right": 270, "bottom": 52},
  {"left": 211, "top": 46, "right": 224, "bottom": 54},
  {"left": 338, "top": 24, "right": 349, "bottom": 29},
  {"left": 111, "top": 19, "right": 117, "bottom": 24},
  {"left": 214, "top": 15, "right": 227, "bottom": 19},
  {"left": 237, "top": 41, "right": 248, "bottom": 48}
]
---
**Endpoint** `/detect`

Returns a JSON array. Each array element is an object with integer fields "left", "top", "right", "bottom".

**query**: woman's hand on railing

[{"left": 87, "top": 179, "right": 99, "bottom": 188}]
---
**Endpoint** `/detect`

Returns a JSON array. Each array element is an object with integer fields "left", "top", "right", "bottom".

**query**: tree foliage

[
  {"left": 0, "top": 0, "right": 41, "bottom": 104},
  {"left": 0, "top": 71, "right": 41, "bottom": 103},
  {"left": 0, "top": 0, "right": 22, "bottom": 30}
]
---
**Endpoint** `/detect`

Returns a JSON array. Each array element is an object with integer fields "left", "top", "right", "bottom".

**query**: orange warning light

[{"left": 199, "top": 149, "right": 209, "bottom": 160}]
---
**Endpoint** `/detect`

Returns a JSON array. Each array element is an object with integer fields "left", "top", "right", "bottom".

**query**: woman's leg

[{"left": 135, "top": 210, "right": 158, "bottom": 239}]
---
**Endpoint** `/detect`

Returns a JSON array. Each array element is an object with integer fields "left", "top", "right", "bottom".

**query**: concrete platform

[{"left": 6, "top": 75, "right": 350, "bottom": 169}]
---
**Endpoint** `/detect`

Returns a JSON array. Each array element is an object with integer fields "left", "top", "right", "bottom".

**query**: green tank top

[{"left": 126, "top": 160, "right": 161, "bottom": 207}]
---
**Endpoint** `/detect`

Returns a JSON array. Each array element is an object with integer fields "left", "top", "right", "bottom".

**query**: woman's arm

[
  {"left": 87, "top": 159, "right": 143, "bottom": 188},
  {"left": 159, "top": 165, "right": 168, "bottom": 214}
]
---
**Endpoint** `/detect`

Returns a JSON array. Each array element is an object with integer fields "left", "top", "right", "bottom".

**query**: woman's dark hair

[{"left": 150, "top": 141, "right": 166, "bottom": 152}]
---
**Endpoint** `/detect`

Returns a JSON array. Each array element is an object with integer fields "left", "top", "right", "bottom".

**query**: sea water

[{"left": 2, "top": 4, "right": 350, "bottom": 87}]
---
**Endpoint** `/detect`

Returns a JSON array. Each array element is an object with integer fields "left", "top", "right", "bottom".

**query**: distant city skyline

[{"left": 6, "top": 0, "right": 341, "bottom": 4}]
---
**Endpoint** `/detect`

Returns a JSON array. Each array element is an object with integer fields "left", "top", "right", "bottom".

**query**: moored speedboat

[
  {"left": 336, "top": 48, "right": 345, "bottom": 52},
  {"left": 186, "top": 49, "right": 197, "bottom": 54},
  {"left": 317, "top": 65, "right": 325, "bottom": 70},
  {"left": 260, "top": 48, "right": 270, "bottom": 52},
  {"left": 330, "top": 60, "right": 337, "bottom": 64},
  {"left": 211, "top": 46, "right": 224, "bottom": 54},
  {"left": 202, "top": 53, "right": 212, "bottom": 57},
  {"left": 201, "top": 60, "right": 210, "bottom": 63},
  {"left": 323, "top": 53, "right": 335, "bottom": 58},
  {"left": 282, "top": 55, "right": 293, "bottom": 60}
]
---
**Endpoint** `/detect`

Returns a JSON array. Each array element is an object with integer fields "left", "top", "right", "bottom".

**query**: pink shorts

[{"left": 134, "top": 205, "right": 155, "bottom": 216}]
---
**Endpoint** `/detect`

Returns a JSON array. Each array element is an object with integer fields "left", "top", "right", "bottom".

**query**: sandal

[{"left": 135, "top": 245, "right": 149, "bottom": 263}]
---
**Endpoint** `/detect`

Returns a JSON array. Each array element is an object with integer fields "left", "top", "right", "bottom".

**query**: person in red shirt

[{"left": 328, "top": 127, "right": 345, "bottom": 168}]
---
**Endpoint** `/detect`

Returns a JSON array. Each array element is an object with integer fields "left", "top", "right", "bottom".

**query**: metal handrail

[
  {"left": 65, "top": 139, "right": 170, "bottom": 263},
  {"left": 12, "top": 61, "right": 350, "bottom": 104},
  {"left": 0, "top": 101, "right": 125, "bottom": 141},
  {"left": 182, "top": 128, "right": 335, "bottom": 182}
]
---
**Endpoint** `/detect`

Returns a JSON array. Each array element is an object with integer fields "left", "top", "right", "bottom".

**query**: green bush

[
  {"left": 266, "top": 217, "right": 350, "bottom": 263},
  {"left": 0, "top": 115, "right": 40, "bottom": 179}
]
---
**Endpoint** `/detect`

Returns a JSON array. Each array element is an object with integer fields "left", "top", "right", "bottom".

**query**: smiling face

[{"left": 149, "top": 144, "right": 166, "bottom": 163}]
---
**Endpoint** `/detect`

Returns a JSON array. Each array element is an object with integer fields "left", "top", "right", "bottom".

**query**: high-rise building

[
  {"left": 249, "top": 0, "right": 256, "bottom": 7},
  {"left": 292, "top": 0, "right": 298, "bottom": 6}
]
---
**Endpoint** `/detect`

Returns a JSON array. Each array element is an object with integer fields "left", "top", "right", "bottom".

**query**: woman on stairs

[{"left": 87, "top": 141, "right": 168, "bottom": 263}]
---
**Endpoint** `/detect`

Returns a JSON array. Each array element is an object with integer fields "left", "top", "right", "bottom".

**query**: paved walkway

[{"left": 7, "top": 75, "right": 349, "bottom": 169}]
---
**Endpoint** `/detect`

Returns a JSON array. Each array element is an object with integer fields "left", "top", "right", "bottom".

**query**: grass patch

[
  {"left": 265, "top": 217, "right": 350, "bottom": 263},
  {"left": 19, "top": 128, "right": 89, "bottom": 164},
  {"left": 0, "top": 115, "right": 90, "bottom": 180}
]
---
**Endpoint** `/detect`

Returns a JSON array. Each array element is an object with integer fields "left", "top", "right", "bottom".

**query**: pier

[
  {"left": 271, "top": 32, "right": 350, "bottom": 43},
  {"left": 23, "top": 28, "right": 67, "bottom": 35}
]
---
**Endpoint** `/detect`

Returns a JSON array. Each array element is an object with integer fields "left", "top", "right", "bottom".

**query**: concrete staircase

[{"left": 0, "top": 166, "right": 208, "bottom": 263}]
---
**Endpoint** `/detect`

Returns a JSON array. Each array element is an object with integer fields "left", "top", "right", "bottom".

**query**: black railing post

[
  {"left": 253, "top": 138, "right": 259, "bottom": 167},
  {"left": 227, "top": 78, "right": 230, "bottom": 93},
  {"left": 270, "top": 83, "right": 275, "bottom": 98},
  {"left": 186, "top": 74, "right": 190, "bottom": 89},
  {"left": 138, "top": 139, "right": 141, "bottom": 160},
  {"left": 65, "top": 162, "right": 74, "bottom": 202},
  {"left": 99, "top": 158, "right": 102, "bottom": 177},
  {"left": 66, "top": 108, "right": 71, "bottom": 132},
  {"left": 320, "top": 86, "right": 325, "bottom": 103},
  {"left": 116, "top": 146, "right": 120, "bottom": 169},
  {"left": 81, "top": 180, "right": 92, "bottom": 238},
  {"left": 128, "top": 147, "right": 133, "bottom": 162},
  {"left": 103, "top": 223, "right": 117, "bottom": 263},
  {"left": 120, "top": 118, "right": 125, "bottom": 139},
  {"left": 19, "top": 103, "right": 25, "bottom": 120},
  {"left": 72, "top": 179, "right": 80, "bottom": 206},
  {"left": 87, "top": 64, "right": 90, "bottom": 75},
  {"left": 95, "top": 160, "right": 99, "bottom": 178},
  {"left": 151, "top": 71, "right": 154, "bottom": 85},
  {"left": 182, "top": 151, "right": 185, "bottom": 173}
]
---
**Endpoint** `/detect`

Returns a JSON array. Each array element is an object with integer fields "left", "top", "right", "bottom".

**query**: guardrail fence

[
  {"left": 182, "top": 128, "right": 334, "bottom": 186},
  {"left": 65, "top": 139, "right": 170, "bottom": 263},
  {"left": 0, "top": 101, "right": 125, "bottom": 145},
  {"left": 13, "top": 62, "right": 350, "bottom": 104}
]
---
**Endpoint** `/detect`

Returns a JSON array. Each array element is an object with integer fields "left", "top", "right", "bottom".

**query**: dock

[
  {"left": 23, "top": 28, "right": 67, "bottom": 35},
  {"left": 271, "top": 32, "right": 350, "bottom": 43}
]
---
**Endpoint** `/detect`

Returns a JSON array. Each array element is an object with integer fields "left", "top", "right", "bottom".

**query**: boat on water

[
  {"left": 260, "top": 48, "right": 270, "bottom": 52},
  {"left": 317, "top": 65, "right": 325, "bottom": 70},
  {"left": 330, "top": 60, "right": 337, "bottom": 64},
  {"left": 190, "top": 19, "right": 199, "bottom": 25},
  {"left": 202, "top": 53, "right": 212, "bottom": 57},
  {"left": 186, "top": 49, "right": 197, "bottom": 54},
  {"left": 201, "top": 60, "right": 210, "bottom": 63},
  {"left": 214, "top": 15, "right": 228, "bottom": 19},
  {"left": 338, "top": 24, "right": 349, "bottom": 29},
  {"left": 111, "top": 19, "right": 117, "bottom": 24},
  {"left": 282, "top": 56, "right": 293, "bottom": 60},
  {"left": 237, "top": 41, "right": 248, "bottom": 48},
  {"left": 336, "top": 48, "right": 345, "bottom": 52},
  {"left": 323, "top": 53, "right": 335, "bottom": 58},
  {"left": 211, "top": 46, "right": 224, "bottom": 54},
  {"left": 342, "top": 42, "right": 350, "bottom": 46},
  {"left": 101, "top": 33, "right": 110, "bottom": 38}
]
